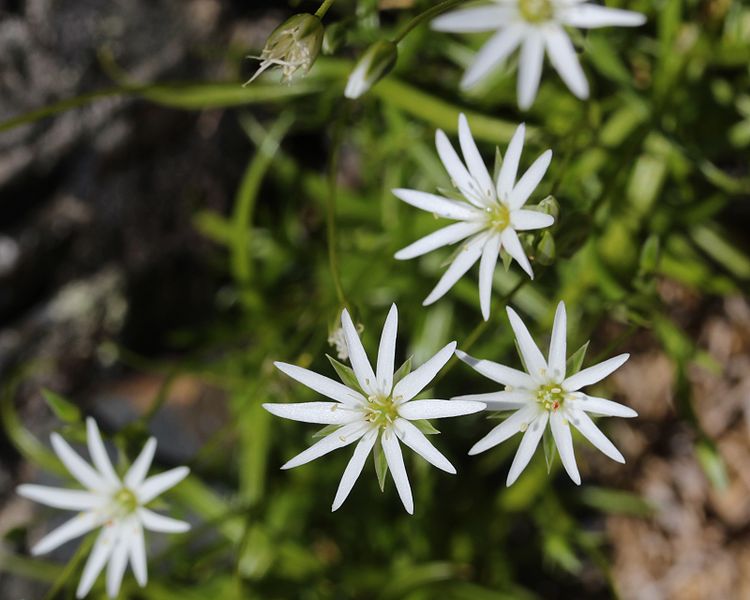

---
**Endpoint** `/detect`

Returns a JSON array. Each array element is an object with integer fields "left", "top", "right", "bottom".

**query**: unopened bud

[
  {"left": 344, "top": 40, "right": 398, "bottom": 99},
  {"left": 535, "top": 231, "right": 556, "bottom": 266},
  {"left": 536, "top": 195, "right": 560, "bottom": 220},
  {"left": 245, "top": 14, "right": 324, "bottom": 85}
]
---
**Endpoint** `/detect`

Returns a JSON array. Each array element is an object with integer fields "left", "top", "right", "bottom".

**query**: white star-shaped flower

[
  {"left": 455, "top": 301, "right": 637, "bottom": 485},
  {"left": 265, "top": 304, "right": 485, "bottom": 514},
  {"left": 17, "top": 418, "right": 190, "bottom": 599},
  {"left": 393, "top": 113, "right": 554, "bottom": 320},
  {"left": 432, "top": 0, "right": 646, "bottom": 109}
]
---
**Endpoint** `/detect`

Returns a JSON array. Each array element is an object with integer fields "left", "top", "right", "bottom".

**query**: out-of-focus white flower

[
  {"left": 432, "top": 0, "right": 646, "bottom": 109},
  {"left": 394, "top": 113, "right": 554, "bottom": 320},
  {"left": 17, "top": 419, "right": 190, "bottom": 599},
  {"left": 455, "top": 301, "right": 636, "bottom": 485},
  {"left": 265, "top": 304, "right": 485, "bottom": 514}
]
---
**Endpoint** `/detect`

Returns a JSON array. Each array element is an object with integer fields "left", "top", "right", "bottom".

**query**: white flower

[
  {"left": 432, "top": 0, "right": 647, "bottom": 109},
  {"left": 17, "top": 418, "right": 190, "bottom": 599},
  {"left": 455, "top": 301, "right": 636, "bottom": 485},
  {"left": 265, "top": 304, "right": 485, "bottom": 514},
  {"left": 393, "top": 114, "right": 554, "bottom": 320}
]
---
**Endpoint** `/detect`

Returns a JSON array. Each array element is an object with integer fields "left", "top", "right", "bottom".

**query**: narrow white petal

[
  {"left": 497, "top": 123, "right": 525, "bottom": 199},
  {"left": 435, "top": 129, "right": 484, "bottom": 208},
  {"left": 398, "top": 399, "right": 485, "bottom": 420},
  {"left": 395, "top": 418, "right": 455, "bottom": 474},
  {"left": 331, "top": 429, "right": 378, "bottom": 511},
  {"left": 507, "top": 149, "right": 553, "bottom": 209},
  {"left": 341, "top": 309, "right": 377, "bottom": 396},
  {"left": 263, "top": 402, "right": 361, "bottom": 425},
  {"left": 501, "top": 227, "right": 534, "bottom": 279},
  {"left": 274, "top": 362, "right": 366, "bottom": 406},
  {"left": 76, "top": 526, "right": 117, "bottom": 599},
  {"left": 86, "top": 419, "right": 120, "bottom": 488},
  {"left": 50, "top": 434, "right": 107, "bottom": 492},
  {"left": 17, "top": 485, "right": 103, "bottom": 511},
  {"left": 550, "top": 411, "right": 580, "bottom": 484},
  {"left": 452, "top": 390, "right": 533, "bottom": 411},
  {"left": 395, "top": 221, "right": 484, "bottom": 260},
  {"left": 106, "top": 527, "right": 131, "bottom": 599},
  {"left": 281, "top": 422, "right": 369, "bottom": 470},
  {"left": 431, "top": 6, "right": 514, "bottom": 33},
  {"left": 545, "top": 25, "right": 589, "bottom": 99},
  {"left": 468, "top": 405, "right": 538, "bottom": 455},
  {"left": 455, "top": 350, "right": 536, "bottom": 388},
  {"left": 548, "top": 301, "right": 567, "bottom": 380},
  {"left": 376, "top": 304, "right": 398, "bottom": 395},
  {"left": 381, "top": 429, "right": 413, "bottom": 514},
  {"left": 124, "top": 438, "right": 157, "bottom": 490},
  {"left": 506, "top": 411, "right": 549, "bottom": 486},
  {"left": 561, "top": 5, "right": 647, "bottom": 29},
  {"left": 479, "top": 234, "right": 502, "bottom": 321},
  {"left": 423, "top": 234, "right": 486, "bottom": 305},
  {"left": 393, "top": 188, "right": 479, "bottom": 221},
  {"left": 392, "top": 342, "right": 457, "bottom": 403},
  {"left": 569, "top": 409, "right": 625, "bottom": 463},
  {"left": 128, "top": 523, "right": 148, "bottom": 587},
  {"left": 32, "top": 511, "right": 101, "bottom": 556},
  {"left": 517, "top": 30, "right": 545, "bottom": 110},
  {"left": 562, "top": 353, "right": 629, "bottom": 391},
  {"left": 458, "top": 114, "right": 496, "bottom": 204},
  {"left": 506, "top": 306, "right": 548, "bottom": 380},
  {"left": 136, "top": 467, "right": 190, "bottom": 505},
  {"left": 461, "top": 27, "right": 526, "bottom": 89},
  {"left": 574, "top": 395, "right": 638, "bottom": 418},
  {"left": 138, "top": 508, "right": 190, "bottom": 533},
  {"left": 510, "top": 209, "right": 554, "bottom": 231}
]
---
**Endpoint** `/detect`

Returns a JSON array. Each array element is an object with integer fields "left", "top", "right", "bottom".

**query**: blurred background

[{"left": 0, "top": 0, "right": 749, "bottom": 598}]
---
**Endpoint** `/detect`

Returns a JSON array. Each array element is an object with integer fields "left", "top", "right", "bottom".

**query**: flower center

[
  {"left": 536, "top": 383, "right": 566, "bottom": 412},
  {"left": 365, "top": 394, "right": 399, "bottom": 429},
  {"left": 485, "top": 203, "right": 511, "bottom": 231},
  {"left": 112, "top": 487, "right": 138, "bottom": 517},
  {"left": 519, "top": 0, "right": 554, "bottom": 23}
]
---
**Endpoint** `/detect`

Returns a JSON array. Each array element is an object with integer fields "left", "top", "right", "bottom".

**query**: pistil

[{"left": 519, "top": 0, "right": 554, "bottom": 23}]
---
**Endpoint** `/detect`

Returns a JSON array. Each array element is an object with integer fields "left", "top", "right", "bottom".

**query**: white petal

[
  {"left": 506, "top": 306, "right": 548, "bottom": 380},
  {"left": 563, "top": 353, "right": 629, "bottom": 391},
  {"left": 545, "top": 25, "right": 589, "bottom": 100},
  {"left": 124, "top": 438, "right": 156, "bottom": 490},
  {"left": 392, "top": 342, "right": 457, "bottom": 403},
  {"left": 398, "top": 399, "right": 485, "bottom": 420},
  {"left": 548, "top": 301, "right": 567, "bottom": 380},
  {"left": 381, "top": 429, "right": 413, "bottom": 514},
  {"left": 376, "top": 304, "right": 398, "bottom": 395},
  {"left": 435, "top": 129, "right": 485, "bottom": 208},
  {"left": 281, "top": 422, "right": 369, "bottom": 470},
  {"left": 17, "top": 484, "right": 103, "bottom": 511},
  {"left": 86, "top": 418, "right": 120, "bottom": 488},
  {"left": 479, "top": 233, "right": 502, "bottom": 321},
  {"left": 461, "top": 26, "right": 526, "bottom": 89},
  {"left": 395, "top": 221, "right": 485, "bottom": 260},
  {"left": 517, "top": 29, "right": 545, "bottom": 110},
  {"left": 32, "top": 511, "right": 101, "bottom": 556},
  {"left": 561, "top": 5, "right": 647, "bottom": 29},
  {"left": 431, "top": 6, "right": 514, "bottom": 33},
  {"left": 395, "top": 418, "right": 455, "bottom": 474},
  {"left": 507, "top": 149, "right": 552, "bottom": 209},
  {"left": 393, "top": 188, "right": 479, "bottom": 221},
  {"left": 569, "top": 409, "right": 625, "bottom": 463},
  {"left": 497, "top": 123, "right": 526, "bottom": 200},
  {"left": 574, "top": 395, "right": 638, "bottom": 418},
  {"left": 136, "top": 467, "right": 190, "bottom": 505},
  {"left": 138, "top": 508, "right": 190, "bottom": 533},
  {"left": 128, "top": 522, "right": 148, "bottom": 587},
  {"left": 509, "top": 209, "right": 554, "bottom": 230},
  {"left": 458, "top": 114, "right": 496, "bottom": 204},
  {"left": 423, "top": 234, "right": 486, "bottom": 305},
  {"left": 50, "top": 434, "right": 108, "bottom": 492},
  {"left": 501, "top": 227, "right": 534, "bottom": 279},
  {"left": 331, "top": 429, "right": 378, "bottom": 511},
  {"left": 263, "top": 402, "right": 361, "bottom": 425},
  {"left": 274, "top": 362, "right": 366, "bottom": 406},
  {"left": 341, "top": 309, "right": 377, "bottom": 395},
  {"left": 76, "top": 526, "right": 117, "bottom": 599},
  {"left": 455, "top": 349, "right": 536, "bottom": 388},
  {"left": 550, "top": 411, "right": 580, "bottom": 484},
  {"left": 506, "top": 411, "right": 549, "bottom": 486},
  {"left": 468, "top": 404, "right": 538, "bottom": 455},
  {"left": 106, "top": 527, "right": 131, "bottom": 599},
  {"left": 452, "top": 390, "right": 533, "bottom": 411}
]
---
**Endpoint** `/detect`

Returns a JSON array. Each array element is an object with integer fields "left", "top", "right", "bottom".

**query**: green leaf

[
  {"left": 413, "top": 420, "right": 440, "bottom": 435},
  {"left": 579, "top": 487, "right": 655, "bottom": 517},
  {"left": 312, "top": 424, "right": 341, "bottom": 439},
  {"left": 542, "top": 427, "right": 556, "bottom": 474},
  {"left": 566, "top": 341, "right": 589, "bottom": 376},
  {"left": 41, "top": 389, "right": 81, "bottom": 424},
  {"left": 696, "top": 438, "right": 729, "bottom": 490},
  {"left": 326, "top": 355, "right": 362, "bottom": 392},
  {"left": 392, "top": 356, "right": 413, "bottom": 385},
  {"left": 373, "top": 438, "right": 388, "bottom": 492}
]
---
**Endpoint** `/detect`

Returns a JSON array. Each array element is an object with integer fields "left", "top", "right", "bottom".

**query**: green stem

[
  {"left": 326, "top": 108, "right": 351, "bottom": 310},
  {"left": 315, "top": 0, "right": 336, "bottom": 18},
  {"left": 392, "top": 0, "right": 469, "bottom": 44}
]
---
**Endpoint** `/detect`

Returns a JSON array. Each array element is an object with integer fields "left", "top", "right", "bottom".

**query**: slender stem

[
  {"left": 392, "top": 0, "right": 469, "bottom": 44},
  {"left": 326, "top": 108, "right": 351, "bottom": 310},
  {"left": 315, "top": 0, "right": 336, "bottom": 18}
]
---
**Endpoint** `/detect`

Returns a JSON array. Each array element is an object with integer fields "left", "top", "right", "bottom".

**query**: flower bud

[
  {"left": 246, "top": 14, "right": 324, "bottom": 85},
  {"left": 536, "top": 195, "right": 560, "bottom": 220},
  {"left": 344, "top": 40, "right": 398, "bottom": 99},
  {"left": 535, "top": 231, "right": 556, "bottom": 266}
]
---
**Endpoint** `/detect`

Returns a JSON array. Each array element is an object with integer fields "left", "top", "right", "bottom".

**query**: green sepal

[
  {"left": 566, "top": 341, "right": 590, "bottom": 376},
  {"left": 436, "top": 186, "right": 467, "bottom": 203},
  {"left": 413, "top": 420, "right": 440, "bottom": 435},
  {"left": 487, "top": 411, "right": 516, "bottom": 420},
  {"left": 493, "top": 147, "right": 503, "bottom": 181},
  {"left": 501, "top": 248, "right": 512, "bottom": 272},
  {"left": 392, "top": 355, "right": 413, "bottom": 385},
  {"left": 312, "top": 424, "right": 340, "bottom": 439},
  {"left": 542, "top": 426, "right": 557, "bottom": 474},
  {"left": 513, "top": 340, "right": 529, "bottom": 373},
  {"left": 326, "top": 354, "right": 362, "bottom": 393},
  {"left": 373, "top": 438, "right": 388, "bottom": 492},
  {"left": 41, "top": 389, "right": 81, "bottom": 424}
]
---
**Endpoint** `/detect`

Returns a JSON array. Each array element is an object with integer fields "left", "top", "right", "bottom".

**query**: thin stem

[
  {"left": 392, "top": 0, "right": 469, "bottom": 44},
  {"left": 326, "top": 107, "right": 351, "bottom": 310},
  {"left": 315, "top": 0, "right": 336, "bottom": 18}
]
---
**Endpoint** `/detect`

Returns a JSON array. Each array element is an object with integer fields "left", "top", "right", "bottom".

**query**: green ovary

[
  {"left": 113, "top": 487, "right": 138, "bottom": 516},
  {"left": 365, "top": 394, "right": 399, "bottom": 429},
  {"left": 519, "top": 0, "right": 554, "bottom": 23},
  {"left": 536, "top": 384, "right": 566, "bottom": 412},
  {"left": 485, "top": 203, "right": 511, "bottom": 232}
]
